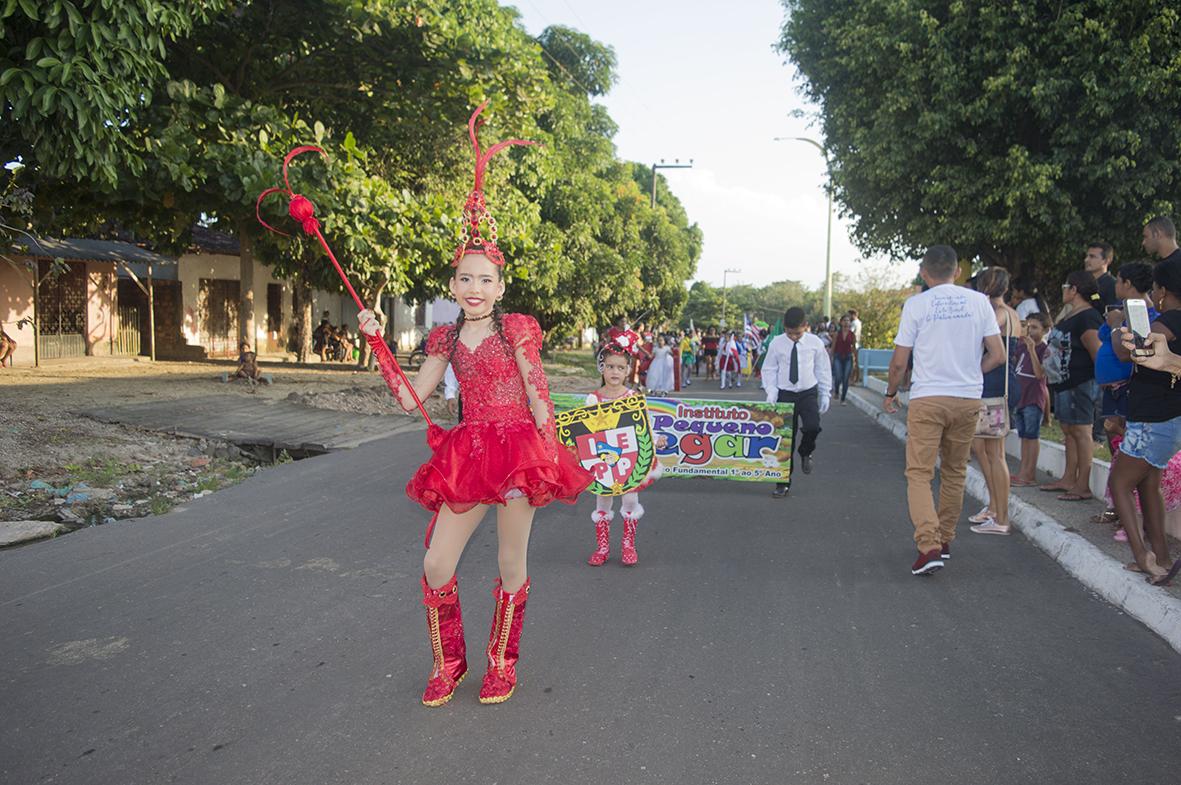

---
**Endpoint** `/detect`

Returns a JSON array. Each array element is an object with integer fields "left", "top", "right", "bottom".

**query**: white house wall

[
  {"left": 177, "top": 251, "right": 364, "bottom": 354},
  {"left": 175, "top": 251, "right": 454, "bottom": 356}
]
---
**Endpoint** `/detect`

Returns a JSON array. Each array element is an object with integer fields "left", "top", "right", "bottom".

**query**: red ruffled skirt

[{"left": 407, "top": 420, "right": 592, "bottom": 516}]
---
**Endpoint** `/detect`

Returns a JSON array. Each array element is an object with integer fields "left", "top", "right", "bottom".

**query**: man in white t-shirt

[
  {"left": 847, "top": 309, "right": 863, "bottom": 344},
  {"left": 883, "top": 246, "right": 1005, "bottom": 576}
]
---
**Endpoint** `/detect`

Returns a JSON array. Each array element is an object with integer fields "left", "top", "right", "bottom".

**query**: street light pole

[
  {"left": 774, "top": 136, "right": 833, "bottom": 319},
  {"left": 721, "top": 268, "right": 741, "bottom": 329},
  {"left": 651, "top": 159, "right": 694, "bottom": 208}
]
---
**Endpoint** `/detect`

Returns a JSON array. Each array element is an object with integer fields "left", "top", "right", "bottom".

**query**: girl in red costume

[
  {"left": 584, "top": 338, "right": 665, "bottom": 566},
  {"left": 359, "top": 104, "right": 591, "bottom": 707}
]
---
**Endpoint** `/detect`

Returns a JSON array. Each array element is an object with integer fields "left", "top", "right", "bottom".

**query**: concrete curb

[
  {"left": 846, "top": 387, "right": 1181, "bottom": 654},
  {"left": 0, "top": 520, "right": 68, "bottom": 548}
]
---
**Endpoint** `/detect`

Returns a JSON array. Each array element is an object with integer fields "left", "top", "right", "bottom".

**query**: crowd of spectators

[{"left": 885, "top": 216, "right": 1181, "bottom": 583}]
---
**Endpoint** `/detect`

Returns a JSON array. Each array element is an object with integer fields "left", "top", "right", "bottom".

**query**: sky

[{"left": 512, "top": 0, "right": 897, "bottom": 292}]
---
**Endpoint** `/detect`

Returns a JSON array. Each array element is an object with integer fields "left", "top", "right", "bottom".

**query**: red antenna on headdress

[
  {"left": 468, "top": 100, "right": 535, "bottom": 192},
  {"left": 454, "top": 101, "right": 537, "bottom": 267}
]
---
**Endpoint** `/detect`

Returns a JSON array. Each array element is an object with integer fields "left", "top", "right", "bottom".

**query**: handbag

[{"left": 976, "top": 311, "right": 1012, "bottom": 439}]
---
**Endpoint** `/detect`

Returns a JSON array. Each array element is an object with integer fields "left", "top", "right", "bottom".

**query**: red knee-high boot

[
  {"left": 620, "top": 503, "right": 644, "bottom": 566},
  {"left": 479, "top": 577, "right": 530, "bottom": 704},
  {"left": 421, "top": 574, "right": 467, "bottom": 707},
  {"left": 588, "top": 510, "right": 612, "bottom": 566}
]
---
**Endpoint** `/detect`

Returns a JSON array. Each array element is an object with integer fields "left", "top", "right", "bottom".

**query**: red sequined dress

[{"left": 406, "top": 313, "right": 592, "bottom": 514}]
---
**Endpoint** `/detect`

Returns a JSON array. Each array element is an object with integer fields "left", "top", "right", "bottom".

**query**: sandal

[
  {"left": 1010, "top": 478, "right": 1036, "bottom": 487},
  {"left": 970, "top": 519, "right": 1011, "bottom": 536},
  {"left": 1148, "top": 557, "right": 1180, "bottom": 587},
  {"left": 968, "top": 506, "right": 995, "bottom": 523},
  {"left": 1091, "top": 509, "right": 1119, "bottom": 524},
  {"left": 1057, "top": 493, "right": 1094, "bottom": 501}
]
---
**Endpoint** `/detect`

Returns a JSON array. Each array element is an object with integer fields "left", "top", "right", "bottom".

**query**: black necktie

[{"left": 789, "top": 341, "right": 799, "bottom": 384}]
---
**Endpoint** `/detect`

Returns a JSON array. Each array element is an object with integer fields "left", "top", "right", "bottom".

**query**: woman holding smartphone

[{"left": 1110, "top": 261, "right": 1181, "bottom": 584}]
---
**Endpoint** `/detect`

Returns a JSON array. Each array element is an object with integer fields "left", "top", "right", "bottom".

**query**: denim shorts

[
  {"left": 1120, "top": 417, "right": 1181, "bottom": 469},
  {"left": 1053, "top": 379, "right": 1099, "bottom": 425},
  {"left": 1101, "top": 385, "right": 1129, "bottom": 418},
  {"left": 1014, "top": 404, "right": 1043, "bottom": 440}
]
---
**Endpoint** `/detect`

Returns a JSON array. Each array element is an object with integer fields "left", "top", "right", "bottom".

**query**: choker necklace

[{"left": 465, "top": 309, "right": 494, "bottom": 322}]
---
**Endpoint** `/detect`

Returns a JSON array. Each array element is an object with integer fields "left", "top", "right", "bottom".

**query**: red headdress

[
  {"left": 452, "top": 101, "right": 537, "bottom": 267},
  {"left": 597, "top": 334, "right": 640, "bottom": 371}
]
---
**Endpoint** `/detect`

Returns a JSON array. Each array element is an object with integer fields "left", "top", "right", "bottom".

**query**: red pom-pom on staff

[{"left": 256, "top": 146, "right": 437, "bottom": 433}]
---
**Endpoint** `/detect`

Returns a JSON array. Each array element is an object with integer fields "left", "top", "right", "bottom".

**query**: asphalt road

[{"left": 3, "top": 396, "right": 1180, "bottom": 785}]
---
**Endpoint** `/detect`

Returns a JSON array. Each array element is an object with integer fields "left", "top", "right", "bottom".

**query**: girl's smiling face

[
  {"left": 450, "top": 253, "right": 505, "bottom": 318},
  {"left": 602, "top": 353, "right": 630, "bottom": 388}
]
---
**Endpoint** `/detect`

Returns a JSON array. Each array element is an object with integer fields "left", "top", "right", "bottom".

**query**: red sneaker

[
  {"left": 911, "top": 549, "right": 944, "bottom": 576},
  {"left": 941, "top": 542, "right": 951, "bottom": 560}
]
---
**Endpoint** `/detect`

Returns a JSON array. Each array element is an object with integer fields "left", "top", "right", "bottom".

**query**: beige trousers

[{"left": 905, "top": 396, "right": 981, "bottom": 553}]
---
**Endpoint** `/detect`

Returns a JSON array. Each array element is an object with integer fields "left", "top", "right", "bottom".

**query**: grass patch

[
  {"left": 194, "top": 476, "right": 221, "bottom": 493},
  {"left": 63, "top": 458, "right": 141, "bottom": 487},
  {"left": 1037, "top": 418, "right": 1112, "bottom": 461},
  {"left": 148, "top": 496, "right": 173, "bottom": 516},
  {"left": 548, "top": 348, "right": 600, "bottom": 377}
]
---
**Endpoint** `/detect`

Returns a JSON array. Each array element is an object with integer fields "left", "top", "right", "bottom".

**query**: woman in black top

[
  {"left": 1041, "top": 271, "right": 1103, "bottom": 500},
  {"left": 1110, "top": 260, "right": 1181, "bottom": 583}
]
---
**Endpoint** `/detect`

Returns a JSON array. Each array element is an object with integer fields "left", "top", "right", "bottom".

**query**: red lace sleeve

[
  {"left": 425, "top": 325, "right": 454, "bottom": 359},
  {"left": 504, "top": 314, "right": 556, "bottom": 443}
]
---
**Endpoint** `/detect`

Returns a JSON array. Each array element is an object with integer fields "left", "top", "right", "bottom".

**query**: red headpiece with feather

[{"left": 452, "top": 101, "right": 537, "bottom": 267}]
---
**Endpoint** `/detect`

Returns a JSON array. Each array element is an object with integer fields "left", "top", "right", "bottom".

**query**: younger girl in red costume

[
  {"left": 359, "top": 103, "right": 591, "bottom": 707},
  {"left": 584, "top": 338, "right": 665, "bottom": 566}
]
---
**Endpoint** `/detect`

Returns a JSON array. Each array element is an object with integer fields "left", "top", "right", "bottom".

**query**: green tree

[
  {"left": 681, "top": 281, "right": 721, "bottom": 328},
  {"left": 778, "top": 1, "right": 1181, "bottom": 284},
  {"left": 8, "top": 2, "right": 705, "bottom": 351},
  {"left": 835, "top": 265, "right": 913, "bottom": 348},
  {"left": 0, "top": 1, "right": 226, "bottom": 185},
  {"left": 537, "top": 25, "right": 617, "bottom": 97}
]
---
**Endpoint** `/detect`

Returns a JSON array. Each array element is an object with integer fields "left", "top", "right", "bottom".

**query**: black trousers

[{"left": 775, "top": 386, "right": 822, "bottom": 489}]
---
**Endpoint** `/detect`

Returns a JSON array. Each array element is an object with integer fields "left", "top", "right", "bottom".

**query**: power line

[
  {"left": 558, "top": 0, "right": 591, "bottom": 33},
  {"left": 523, "top": 0, "right": 654, "bottom": 115},
  {"left": 524, "top": 0, "right": 597, "bottom": 95},
  {"left": 538, "top": 42, "right": 598, "bottom": 96}
]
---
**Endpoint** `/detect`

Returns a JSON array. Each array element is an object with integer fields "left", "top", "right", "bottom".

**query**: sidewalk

[{"left": 846, "top": 385, "right": 1181, "bottom": 653}]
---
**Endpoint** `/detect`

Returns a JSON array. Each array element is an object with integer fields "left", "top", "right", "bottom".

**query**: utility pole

[
  {"left": 774, "top": 136, "right": 833, "bottom": 319},
  {"left": 650, "top": 159, "right": 694, "bottom": 208},
  {"left": 720, "top": 268, "right": 741, "bottom": 329}
]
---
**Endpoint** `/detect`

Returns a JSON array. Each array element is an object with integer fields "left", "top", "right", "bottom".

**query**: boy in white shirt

[{"left": 762, "top": 307, "right": 833, "bottom": 497}]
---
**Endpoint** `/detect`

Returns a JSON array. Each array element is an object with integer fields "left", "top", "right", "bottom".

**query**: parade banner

[
  {"left": 552, "top": 394, "right": 795, "bottom": 483},
  {"left": 554, "top": 395, "right": 657, "bottom": 496}
]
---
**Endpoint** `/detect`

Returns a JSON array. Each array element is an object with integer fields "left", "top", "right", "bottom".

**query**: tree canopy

[
  {"left": 680, "top": 269, "right": 909, "bottom": 349},
  {"left": 3, "top": 0, "right": 701, "bottom": 341},
  {"left": 0, "top": 0, "right": 226, "bottom": 185},
  {"left": 778, "top": 1, "right": 1181, "bottom": 282}
]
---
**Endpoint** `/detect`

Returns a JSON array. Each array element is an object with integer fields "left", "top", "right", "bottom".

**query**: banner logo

[{"left": 555, "top": 395, "right": 655, "bottom": 496}]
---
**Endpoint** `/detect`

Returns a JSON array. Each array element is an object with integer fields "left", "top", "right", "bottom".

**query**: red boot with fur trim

[{"left": 588, "top": 510, "right": 612, "bottom": 566}]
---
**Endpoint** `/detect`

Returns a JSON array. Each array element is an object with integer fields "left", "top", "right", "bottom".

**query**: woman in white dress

[{"left": 646, "top": 336, "right": 675, "bottom": 394}]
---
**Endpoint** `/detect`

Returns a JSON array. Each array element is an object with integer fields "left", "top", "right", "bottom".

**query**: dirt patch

[
  {"left": 1, "top": 352, "right": 599, "bottom": 536},
  {"left": 287, "top": 386, "right": 432, "bottom": 418}
]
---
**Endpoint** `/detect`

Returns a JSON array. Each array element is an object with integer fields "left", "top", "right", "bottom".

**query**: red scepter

[{"left": 256, "top": 145, "right": 437, "bottom": 433}]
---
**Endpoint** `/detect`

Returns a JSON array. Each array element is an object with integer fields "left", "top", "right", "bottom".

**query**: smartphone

[
  {"left": 1125, "top": 298, "right": 1152, "bottom": 351},
  {"left": 1105, "top": 303, "right": 1123, "bottom": 314}
]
